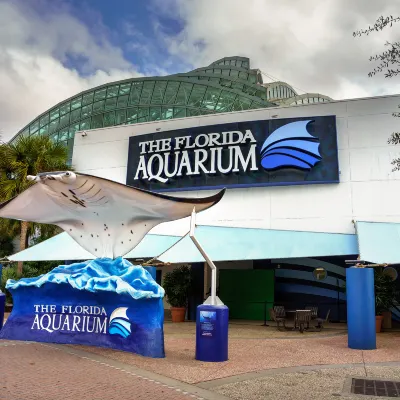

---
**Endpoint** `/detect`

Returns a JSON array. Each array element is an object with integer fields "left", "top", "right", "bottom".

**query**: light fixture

[
  {"left": 81, "top": 131, "right": 87, "bottom": 137},
  {"left": 271, "top": 114, "right": 279, "bottom": 118}
]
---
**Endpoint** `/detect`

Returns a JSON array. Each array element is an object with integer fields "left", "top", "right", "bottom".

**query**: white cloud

[
  {"left": 0, "top": 1, "right": 142, "bottom": 142},
  {"left": 158, "top": 0, "right": 400, "bottom": 100}
]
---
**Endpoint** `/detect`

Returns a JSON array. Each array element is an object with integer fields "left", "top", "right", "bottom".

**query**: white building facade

[
  {"left": 72, "top": 93, "right": 400, "bottom": 236},
  {"left": 70, "top": 94, "right": 400, "bottom": 322}
]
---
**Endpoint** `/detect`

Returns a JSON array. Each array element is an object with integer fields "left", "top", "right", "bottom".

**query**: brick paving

[
  {"left": 76, "top": 332, "right": 400, "bottom": 384},
  {"left": 0, "top": 341, "right": 221, "bottom": 400}
]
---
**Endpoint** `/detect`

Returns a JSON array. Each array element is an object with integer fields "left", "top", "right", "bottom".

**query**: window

[
  {"left": 39, "top": 125, "right": 48, "bottom": 136},
  {"left": 163, "top": 82, "right": 180, "bottom": 104},
  {"left": 119, "top": 83, "right": 131, "bottom": 95},
  {"left": 220, "top": 79, "right": 231, "bottom": 88},
  {"left": 40, "top": 114, "right": 49, "bottom": 127},
  {"left": 126, "top": 108, "right": 138, "bottom": 124},
  {"left": 231, "top": 82, "right": 244, "bottom": 91},
  {"left": 239, "top": 71, "right": 248, "bottom": 80},
  {"left": 30, "top": 121, "right": 39, "bottom": 134},
  {"left": 82, "top": 92, "right": 94, "bottom": 105},
  {"left": 91, "top": 114, "right": 103, "bottom": 129},
  {"left": 242, "top": 85, "right": 257, "bottom": 96},
  {"left": 106, "top": 85, "right": 119, "bottom": 98},
  {"left": 81, "top": 104, "right": 93, "bottom": 118},
  {"left": 151, "top": 81, "right": 167, "bottom": 104},
  {"left": 93, "top": 100, "right": 105, "bottom": 112},
  {"left": 161, "top": 107, "right": 173, "bottom": 119},
  {"left": 60, "top": 103, "right": 70, "bottom": 116},
  {"left": 129, "top": 82, "right": 143, "bottom": 104},
  {"left": 71, "top": 97, "right": 82, "bottom": 110},
  {"left": 105, "top": 97, "right": 117, "bottom": 110},
  {"left": 117, "top": 95, "right": 129, "bottom": 108},
  {"left": 187, "top": 84, "right": 207, "bottom": 107},
  {"left": 150, "top": 107, "right": 161, "bottom": 121},
  {"left": 140, "top": 81, "right": 155, "bottom": 104},
  {"left": 49, "top": 119, "right": 59, "bottom": 134},
  {"left": 187, "top": 109, "right": 201, "bottom": 117},
  {"left": 115, "top": 110, "right": 126, "bottom": 125},
  {"left": 202, "top": 87, "right": 221, "bottom": 110},
  {"left": 69, "top": 124, "right": 80, "bottom": 139},
  {"left": 175, "top": 82, "right": 193, "bottom": 105},
  {"left": 215, "top": 91, "right": 236, "bottom": 112},
  {"left": 59, "top": 128, "right": 69, "bottom": 141},
  {"left": 137, "top": 108, "right": 149, "bottom": 123},
  {"left": 173, "top": 107, "right": 186, "bottom": 118},
  {"left": 50, "top": 108, "right": 59, "bottom": 121},
  {"left": 94, "top": 88, "right": 107, "bottom": 102},
  {"left": 230, "top": 70, "right": 239, "bottom": 78},
  {"left": 70, "top": 108, "right": 81, "bottom": 122},
  {"left": 103, "top": 111, "right": 115, "bottom": 127},
  {"left": 80, "top": 118, "right": 91, "bottom": 130},
  {"left": 232, "top": 96, "right": 252, "bottom": 111}
]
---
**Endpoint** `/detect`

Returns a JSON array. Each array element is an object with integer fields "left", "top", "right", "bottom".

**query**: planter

[
  {"left": 171, "top": 307, "right": 186, "bottom": 322},
  {"left": 382, "top": 311, "right": 392, "bottom": 330},
  {"left": 376, "top": 315, "right": 384, "bottom": 333}
]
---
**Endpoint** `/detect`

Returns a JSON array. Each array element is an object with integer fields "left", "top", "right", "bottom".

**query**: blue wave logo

[
  {"left": 109, "top": 307, "right": 131, "bottom": 338},
  {"left": 260, "top": 120, "right": 321, "bottom": 171}
]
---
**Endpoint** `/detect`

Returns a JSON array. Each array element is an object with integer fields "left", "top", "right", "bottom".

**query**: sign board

[
  {"left": 0, "top": 259, "right": 165, "bottom": 358},
  {"left": 0, "top": 284, "right": 165, "bottom": 358},
  {"left": 127, "top": 116, "right": 338, "bottom": 192},
  {"left": 199, "top": 310, "right": 216, "bottom": 337}
]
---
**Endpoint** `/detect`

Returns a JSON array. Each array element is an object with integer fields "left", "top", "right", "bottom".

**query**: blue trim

[{"left": 150, "top": 179, "right": 340, "bottom": 193}]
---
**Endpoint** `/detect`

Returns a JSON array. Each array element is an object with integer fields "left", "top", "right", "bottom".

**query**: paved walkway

[
  {"left": 210, "top": 363, "right": 400, "bottom": 400},
  {"left": 75, "top": 329, "right": 400, "bottom": 384},
  {"left": 0, "top": 341, "right": 229, "bottom": 400},
  {"left": 3, "top": 323, "right": 400, "bottom": 399}
]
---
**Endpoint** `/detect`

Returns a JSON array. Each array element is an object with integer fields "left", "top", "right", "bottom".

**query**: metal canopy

[
  {"left": 8, "top": 232, "right": 181, "bottom": 262},
  {"left": 158, "top": 225, "right": 358, "bottom": 263}
]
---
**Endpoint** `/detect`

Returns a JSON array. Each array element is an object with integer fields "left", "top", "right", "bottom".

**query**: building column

[{"left": 346, "top": 267, "right": 376, "bottom": 350}]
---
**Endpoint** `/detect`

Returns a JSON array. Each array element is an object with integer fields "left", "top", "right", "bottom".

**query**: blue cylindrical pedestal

[
  {"left": 346, "top": 267, "right": 376, "bottom": 350},
  {"left": 0, "top": 292, "right": 5, "bottom": 330},
  {"left": 196, "top": 304, "right": 228, "bottom": 362}
]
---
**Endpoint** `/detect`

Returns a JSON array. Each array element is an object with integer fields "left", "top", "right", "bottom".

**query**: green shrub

[
  {"left": 1, "top": 260, "right": 62, "bottom": 305},
  {"left": 163, "top": 265, "right": 192, "bottom": 308}
]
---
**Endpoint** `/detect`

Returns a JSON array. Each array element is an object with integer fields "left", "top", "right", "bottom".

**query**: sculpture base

[{"left": 0, "top": 259, "right": 165, "bottom": 358}]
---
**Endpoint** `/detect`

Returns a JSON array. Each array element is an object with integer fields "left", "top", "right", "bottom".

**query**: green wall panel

[{"left": 219, "top": 269, "right": 274, "bottom": 320}]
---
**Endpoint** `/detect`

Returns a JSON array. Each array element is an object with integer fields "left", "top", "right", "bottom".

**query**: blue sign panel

[
  {"left": 126, "top": 115, "right": 338, "bottom": 192},
  {"left": 199, "top": 310, "right": 216, "bottom": 337}
]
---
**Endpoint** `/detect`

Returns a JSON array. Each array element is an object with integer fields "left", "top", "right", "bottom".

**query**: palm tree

[{"left": 0, "top": 135, "right": 70, "bottom": 275}]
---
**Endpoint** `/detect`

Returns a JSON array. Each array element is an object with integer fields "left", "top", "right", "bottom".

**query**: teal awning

[
  {"left": 356, "top": 221, "right": 400, "bottom": 264},
  {"left": 8, "top": 232, "right": 181, "bottom": 262},
  {"left": 159, "top": 225, "right": 358, "bottom": 263},
  {"left": 8, "top": 225, "right": 359, "bottom": 263}
]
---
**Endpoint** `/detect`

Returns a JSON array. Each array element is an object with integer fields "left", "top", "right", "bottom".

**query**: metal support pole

[{"left": 189, "top": 209, "right": 217, "bottom": 306}]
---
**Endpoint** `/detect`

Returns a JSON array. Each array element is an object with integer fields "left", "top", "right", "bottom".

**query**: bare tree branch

[{"left": 353, "top": 15, "right": 400, "bottom": 37}]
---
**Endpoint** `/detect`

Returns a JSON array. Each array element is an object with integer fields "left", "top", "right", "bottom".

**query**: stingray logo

[
  {"left": 260, "top": 120, "right": 321, "bottom": 171},
  {"left": 109, "top": 307, "right": 131, "bottom": 338}
]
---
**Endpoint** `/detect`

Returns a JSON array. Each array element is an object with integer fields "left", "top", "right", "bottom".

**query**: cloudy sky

[{"left": 1, "top": 0, "right": 400, "bottom": 141}]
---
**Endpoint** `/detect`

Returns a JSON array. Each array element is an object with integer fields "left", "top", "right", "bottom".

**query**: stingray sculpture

[{"left": 0, "top": 171, "right": 225, "bottom": 258}]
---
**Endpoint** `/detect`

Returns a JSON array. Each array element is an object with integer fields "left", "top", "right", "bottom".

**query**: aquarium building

[{"left": 8, "top": 57, "right": 400, "bottom": 322}]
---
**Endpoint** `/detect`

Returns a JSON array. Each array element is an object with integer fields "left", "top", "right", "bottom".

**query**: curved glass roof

[{"left": 10, "top": 56, "right": 332, "bottom": 162}]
